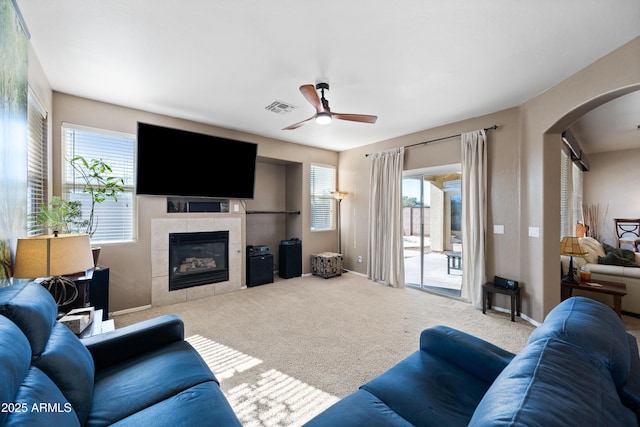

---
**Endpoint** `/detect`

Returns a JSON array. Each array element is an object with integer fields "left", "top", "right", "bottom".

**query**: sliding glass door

[{"left": 403, "top": 166, "right": 462, "bottom": 297}]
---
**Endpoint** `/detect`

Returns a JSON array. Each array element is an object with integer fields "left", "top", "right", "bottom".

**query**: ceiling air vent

[{"left": 265, "top": 101, "right": 297, "bottom": 115}]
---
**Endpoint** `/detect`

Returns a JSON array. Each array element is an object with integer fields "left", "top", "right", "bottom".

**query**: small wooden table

[{"left": 560, "top": 279, "right": 627, "bottom": 318}]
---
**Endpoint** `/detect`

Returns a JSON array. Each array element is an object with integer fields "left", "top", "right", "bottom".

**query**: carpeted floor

[{"left": 113, "top": 273, "right": 640, "bottom": 426}]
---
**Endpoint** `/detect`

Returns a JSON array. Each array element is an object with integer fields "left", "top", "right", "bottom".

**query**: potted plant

[
  {"left": 31, "top": 196, "right": 87, "bottom": 234},
  {"left": 69, "top": 156, "right": 125, "bottom": 236},
  {"left": 69, "top": 156, "right": 125, "bottom": 265}
]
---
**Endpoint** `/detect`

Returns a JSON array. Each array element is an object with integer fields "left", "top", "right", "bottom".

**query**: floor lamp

[{"left": 331, "top": 191, "right": 348, "bottom": 255}]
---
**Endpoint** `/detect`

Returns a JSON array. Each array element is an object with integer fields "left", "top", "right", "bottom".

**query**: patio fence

[{"left": 403, "top": 207, "right": 431, "bottom": 237}]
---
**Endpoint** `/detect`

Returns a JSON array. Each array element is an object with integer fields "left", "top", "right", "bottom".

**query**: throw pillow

[
  {"left": 579, "top": 237, "right": 605, "bottom": 264},
  {"left": 602, "top": 242, "right": 637, "bottom": 263},
  {"left": 598, "top": 252, "right": 640, "bottom": 267}
]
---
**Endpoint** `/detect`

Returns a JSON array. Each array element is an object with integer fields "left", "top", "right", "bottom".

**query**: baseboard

[
  {"left": 111, "top": 305, "right": 152, "bottom": 317},
  {"left": 488, "top": 305, "right": 540, "bottom": 326}
]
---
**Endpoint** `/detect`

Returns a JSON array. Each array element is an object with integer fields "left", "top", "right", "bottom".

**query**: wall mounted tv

[{"left": 136, "top": 122, "right": 258, "bottom": 199}]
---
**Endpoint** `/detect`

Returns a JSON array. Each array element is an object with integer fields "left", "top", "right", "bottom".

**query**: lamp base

[
  {"left": 562, "top": 273, "right": 579, "bottom": 284},
  {"left": 40, "top": 276, "right": 78, "bottom": 307}
]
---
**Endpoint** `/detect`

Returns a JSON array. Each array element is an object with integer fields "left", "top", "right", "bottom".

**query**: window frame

[
  {"left": 310, "top": 163, "right": 336, "bottom": 232},
  {"left": 61, "top": 122, "right": 137, "bottom": 244}
]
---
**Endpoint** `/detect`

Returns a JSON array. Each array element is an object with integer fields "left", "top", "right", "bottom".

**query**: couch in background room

[
  {"left": 0, "top": 281, "right": 242, "bottom": 427},
  {"left": 304, "top": 296, "right": 640, "bottom": 426},
  {"left": 561, "top": 236, "right": 640, "bottom": 314}
]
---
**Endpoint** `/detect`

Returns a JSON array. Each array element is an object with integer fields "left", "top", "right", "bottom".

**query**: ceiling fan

[{"left": 282, "top": 83, "right": 378, "bottom": 130}]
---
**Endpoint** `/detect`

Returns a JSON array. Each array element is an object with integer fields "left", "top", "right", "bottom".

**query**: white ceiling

[{"left": 15, "top": 0, "right": 640, "bottom": 152}]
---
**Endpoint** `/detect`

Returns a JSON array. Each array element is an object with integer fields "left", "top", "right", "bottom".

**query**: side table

[
  {"left": 445, "top": 252, "right": 462, "bottom": 274},
  {"left": 560, "top": 279, "right": 626, "bottom": 318},
  {"left": 482, "top": 282, "right": 521, "bottom": 322}
]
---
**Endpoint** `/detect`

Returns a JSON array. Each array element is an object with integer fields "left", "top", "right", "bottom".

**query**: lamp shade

[
  {"left": 13, "top": 234, "right": 94, "bottom": 278},
  {"left": 331, "top": 191, "right": 349, "bottom": 201},
  {"left": 560, "top": 236, "right": 588, "bottom": 257}
]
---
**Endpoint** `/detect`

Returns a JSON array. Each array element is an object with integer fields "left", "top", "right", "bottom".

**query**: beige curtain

[
  {"left": 367, "top": 147, "right": 405, "bottom": 287},
  {"left": 461, "top": 130, "right": 487, "bottom": 307}
]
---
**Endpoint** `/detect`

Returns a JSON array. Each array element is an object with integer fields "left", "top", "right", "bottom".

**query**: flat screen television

[{"left": 136, "top": 122, "right": 258, "bottom": 199}]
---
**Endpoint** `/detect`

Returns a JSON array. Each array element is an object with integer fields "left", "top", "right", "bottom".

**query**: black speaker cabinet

[
  {"left": 90, "top": 267, "right": 110, "bottom": 320},
  {"left": 70, "top": 267, "right": 109, "bottom": 320},
  {"left": 279, "top": 240, "right": 302, "bottom": 279},
  {"left": 247, "top": 253, "right": 274, "bottom": 287}
]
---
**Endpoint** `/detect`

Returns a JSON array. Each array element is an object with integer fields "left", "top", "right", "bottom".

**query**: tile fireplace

[
  {"left": 169, "top": 231, "right": 228, "bottom": 291},
  {"left": 151, "top": 217, "right": 242, "bottom": 306}
]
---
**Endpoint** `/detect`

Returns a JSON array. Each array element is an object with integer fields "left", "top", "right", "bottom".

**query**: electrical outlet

[{"left": 357, "top": 256, "right": 363, "bottom": 263}]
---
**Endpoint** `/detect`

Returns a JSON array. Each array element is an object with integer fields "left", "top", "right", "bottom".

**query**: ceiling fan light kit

[
  {"left": 283, "top": 82, "right": 377, "bottom": 130},
  {"left": 315, "top": 112, "right": 332, "bottom": 125}
]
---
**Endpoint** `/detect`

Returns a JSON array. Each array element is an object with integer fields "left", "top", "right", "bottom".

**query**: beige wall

[
  {"left": 50, "top": 93, "right": 338, "bottom": 312},
  {"left": 338, "top": 37, "right": 640, "bottom": 322},
  {"left": 584, "top": 148, "right": 640, "bottom": 247},
  {"left": 338, "top": 107, "right": 522, "bottom": 288}
]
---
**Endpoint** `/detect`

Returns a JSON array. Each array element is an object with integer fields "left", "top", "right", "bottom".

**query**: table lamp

[
  {"left": 13, "top": 232, "right": 94, "bottom": 307},
  {"left": 560, "top": 236, "right": 587, "bottom": 284}
]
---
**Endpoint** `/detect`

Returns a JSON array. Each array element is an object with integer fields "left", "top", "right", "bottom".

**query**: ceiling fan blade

[
  {"left": 299, "top": 84, "right": 323, "bottom": 112},
  {"left": 333, "top": 113, "right": 378, "bottom": 124},
  {"left": 282, "top": 115, "right": 316, "bottom": 130}
]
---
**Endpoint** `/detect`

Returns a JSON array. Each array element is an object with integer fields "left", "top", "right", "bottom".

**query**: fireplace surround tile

[{"left": 151, "top": 216, "right": 243, "bottom": 306}]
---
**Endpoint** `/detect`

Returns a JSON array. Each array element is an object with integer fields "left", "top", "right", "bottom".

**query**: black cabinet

[
  {"left": 71, "top": 267, "right": 110, "bottom": 320},
  {"left": 247, "top": 249, "right": 273, "bottom": 287},
  {"left": 279, "top": 239, "right": 302, "bottom": 279}
]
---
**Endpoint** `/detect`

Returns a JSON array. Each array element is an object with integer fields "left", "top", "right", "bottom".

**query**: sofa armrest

[
  {"left": 82, "top": 314, "right": 184, "bottom": 371},
  {"left": 420, "top": 325, "right": 515, "bottom": 384}
]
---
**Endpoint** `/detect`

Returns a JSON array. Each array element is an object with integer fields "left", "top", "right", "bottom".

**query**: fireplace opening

[{"left": 169, "top": 231, "right": 229, "bottom": 291}]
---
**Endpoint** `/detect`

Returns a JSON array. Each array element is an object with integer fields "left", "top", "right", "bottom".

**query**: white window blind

[
  {"left": 560, "top": 147, "right": 583, "bottom": 239},
  {"left": 27, "top": 90, "right": 48, "bottom": 236},
  {"left": 310, "top": 164, "right": 336, "bottom": 231},
  {"left": 62, "top": 123, "right": 136, "bottom": 244}
]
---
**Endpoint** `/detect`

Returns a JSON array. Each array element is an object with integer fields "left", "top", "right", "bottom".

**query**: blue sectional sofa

[
  {"left": 0, "top": 281, "right": 241, "bottom": 427},
  {"left": 305, "top": 296, "right": 640, "bottom": 426}
]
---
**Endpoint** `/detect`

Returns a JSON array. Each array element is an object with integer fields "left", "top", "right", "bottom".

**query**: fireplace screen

[{"left": 169, "top": 231, "right": 229, "bottom": 291}]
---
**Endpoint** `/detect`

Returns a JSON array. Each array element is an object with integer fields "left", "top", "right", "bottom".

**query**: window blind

[
  {"left": 27, "top": 90, "right": 48, "bottom": 236},
  {"left": 310, "top": 164, "right": 336, "bottom": 231},
  {"left": 560, "top": 147, "right": 583, "bottom": 239},
  {"left": 62, "top": 123, "right": 136, "bottom": 244}
]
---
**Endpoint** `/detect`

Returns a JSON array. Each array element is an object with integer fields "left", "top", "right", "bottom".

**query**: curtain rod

[{"left": 365, "top": 125, "right": 498, "bottom": 157}]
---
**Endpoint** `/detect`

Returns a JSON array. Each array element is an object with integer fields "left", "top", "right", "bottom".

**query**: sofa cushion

[
  {"left": 34, "top": 322, "right": 95, "bottom": 425},
  {"left": 621, "top": 334, "right": 640, "bottom": 418},
  {"left": 108, "top": 382, "right": 243, "bottom": 427},
  {"left": 622, "top": 266, "right": 640, "bottom": 279},
  {"left": 579, "top": 236, "right": 606, "bottom": 264},
  {"left": 302, "top": 389, "right": 413, "bottom": 427},
  {"left": 88, "top": 340, "right": 218, "bottom": 426},
  {"left": 359, "top": 349, "right": 493, "bottom": 427},
  {"left": 0, "top": 316, "right": 32, "bottom": 427},
  {"left": 0, "top": 282, "right": 57, "bottom": 358},
  {"left": 469, "top": 337, "right": 637, "bottom": 426},
  {"left": 528, "top": 297, "right": 630, "bottom": 387},
  {"left": 8, "top": 366, "right": 81, "bottom": 427}
]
